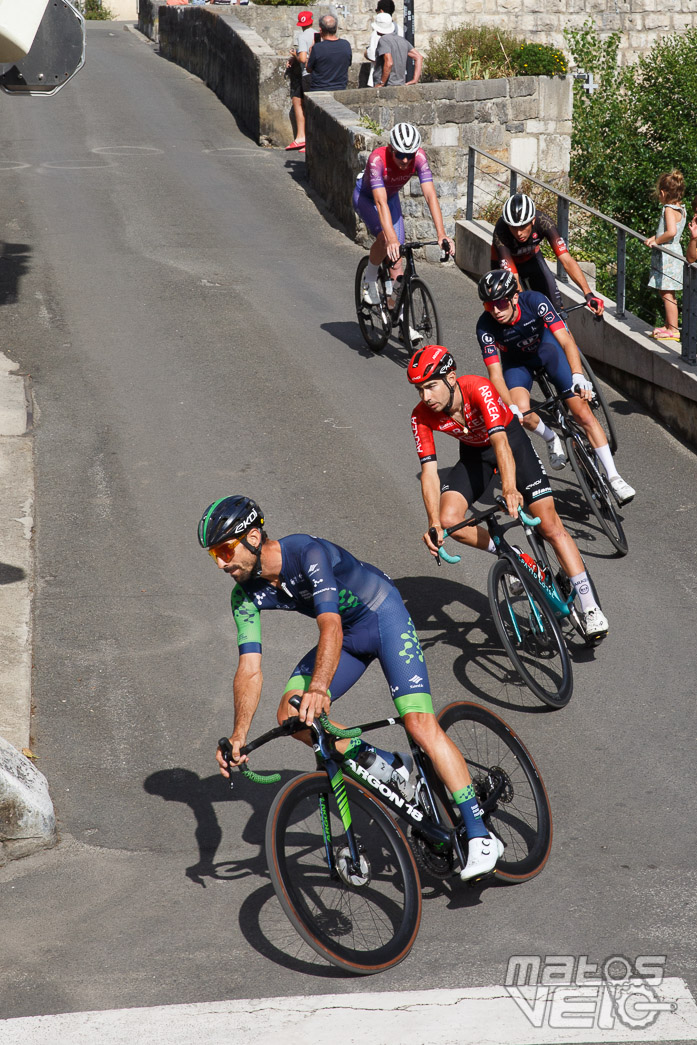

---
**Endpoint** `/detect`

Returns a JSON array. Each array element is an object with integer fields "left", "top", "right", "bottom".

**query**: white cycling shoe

[
  {"left": 609, "top": 475, "right": 635, "bottom": 506},
  {"left": 460, "top": 833, "right": 505, "bottom": 881},
  {"left": 583, "top": 606, "right": 609, "bottom": 640},
  {"left": 546, "top": 433, "right": 567, "bottom": 470},
  {"left": 362, "top": 280, "right": 381, "bottom": 306}
]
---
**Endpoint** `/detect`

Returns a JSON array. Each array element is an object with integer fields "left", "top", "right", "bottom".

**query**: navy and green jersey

[{"left": 231, "top": 534, "right": 394, "bottom": 655}]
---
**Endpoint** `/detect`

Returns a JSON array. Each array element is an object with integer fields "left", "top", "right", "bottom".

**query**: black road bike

[
  {"left": 354, "top": 240, "right": 448, "bottom": 353},
  {"left": 220, "top": 695, "right": 552, "bottom": 974},
  {"left": 556, "top": 302, "right": 619, "bottom": 455},
  {"left": 530, "top": 365, "right": 628, "bottom": 555},
  {"left": 433, "top": 500, "right": 579, "bottom": 708}
]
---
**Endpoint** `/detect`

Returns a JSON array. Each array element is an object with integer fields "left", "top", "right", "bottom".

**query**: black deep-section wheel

[
  {"left": 400, "top": 277, "right": 441, "bottom": 348},
  {"left": 487, "top": 556, "right": 573, "bottom": 708},
  {"left": 565, "top": 431, "right": 628, "bottom": 556},
  {"left": 355, "top": 256, "right": 390, "bottom": 352},
  {"left": 266, "top": 772, "right": 422, "bottom": 974},
  {"left": 437, "top": 701, "right": 553, "bottom": 882}
]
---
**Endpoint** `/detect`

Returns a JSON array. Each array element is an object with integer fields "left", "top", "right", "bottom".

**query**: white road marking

[{"left": 1, "top": 980, "right": 696, "bottom": 1045}]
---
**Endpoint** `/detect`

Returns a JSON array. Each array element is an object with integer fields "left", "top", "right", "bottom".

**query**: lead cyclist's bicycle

[
  {"left": 220, "top": 695, "right": 551, "bottom": 974},
  {"left": 354, "top": 240, "right": 448, "bottom": 352}
]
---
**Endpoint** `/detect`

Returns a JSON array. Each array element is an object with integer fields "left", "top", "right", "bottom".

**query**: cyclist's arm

[
  {"left": 484, "top": 359, "right": 516, "bottom": 407},
  {"left": 215, "top": 651, "right": 263, "bottom": 775},
  {"left": 406, "top": 48, "right": 423, "bottom": 85},
  {"left": 552, "top": 325, "right": 593, "bottom": 400},
  {"left": 421, "top": 181, "right": 454, "bottom": 254},
  {"left": 301, "top": 611, "right": 343, "bottom": 727},
  {"left": 372, "top": 185, "right": 401, "bottom": 261},
  {"left": 489, "top": 430, "right": 524, "bottom": 517},
  {"left": 557, "top": 252, "right": 603, "bottom": 314},
  {"left": 419, "top": 459, "right": 443, "bottom": 554}
]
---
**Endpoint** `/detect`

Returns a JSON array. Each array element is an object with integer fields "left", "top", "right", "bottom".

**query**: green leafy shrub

[
  {"left": 423, "top": 24, "right": 522, "bottom": 82},
  {"left": 78, "top": 0, "right": 114, "bottom": 18},
  {"left": 564, "top": 21, "right": 697, "bottom": 326},
  {"left": 509, "top": 43, "right": 567, "bottom": 77}
]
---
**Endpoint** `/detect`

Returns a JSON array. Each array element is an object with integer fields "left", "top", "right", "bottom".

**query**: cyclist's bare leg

[
  {"left": 440, "top": 489, "right": 490, "bottom": 550},
  {"left": 401, "top": 711, "right": 472, "bottom": 792},
  {"left": 277, "top": 689, "right": 353, "bottom": 754},
  {"left": 369, "top": 232, "right": 403, "bottom": 284},
  {"left": 566, "top": 393, "right": 609, "bottom": 450},
  {"left": 510, "top": 386, "right": 540, "bottom": 432},
  {"left": 531, "top": 495, "right": 584, "bottom": 577}
]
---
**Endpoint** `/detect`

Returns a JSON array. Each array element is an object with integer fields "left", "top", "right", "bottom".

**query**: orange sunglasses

[{"left": 208, "top": 537, "right": 242, "bottom": 563}]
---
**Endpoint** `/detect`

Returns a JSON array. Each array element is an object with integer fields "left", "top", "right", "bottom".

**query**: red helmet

[{"left": 407, "top": 345, "right": 456, "bottom": 384}]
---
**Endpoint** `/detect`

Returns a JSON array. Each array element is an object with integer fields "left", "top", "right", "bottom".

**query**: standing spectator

[
  {"left": 285, "top": 10, "right": 315, "bottom": 151},
  {"left": 373, "top": 12, "right": 422, "bottom": 87},
  {"left": 306, "top": 14, "right": 352, "bottom": 93},
  {"left": 364, "top": 0, "right": 403, "bottom": 87},
  {"left": 644, "top": 170, "right": 687, "bottom": 341}
]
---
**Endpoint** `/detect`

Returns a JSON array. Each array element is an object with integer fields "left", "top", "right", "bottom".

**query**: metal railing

[{"left": 465, "top": 146, "right": 697, "bottom": 365}]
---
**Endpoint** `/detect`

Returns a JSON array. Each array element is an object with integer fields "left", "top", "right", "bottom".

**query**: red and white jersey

[{"left": 411, "top": 374, "right": 514, "bottom": 461}]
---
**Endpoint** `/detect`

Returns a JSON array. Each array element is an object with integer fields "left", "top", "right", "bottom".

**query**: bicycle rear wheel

[
  {"left": 266, "top": 772, "right": 422, "bottom": 974},
  {"left": 578, "top": 350, "right": 618, "bottom": 455},
  {"left": 355, "top": 256, "right": 390, "bottom": 352},
  {"left": 488, "top": 556, "right": 572, "bottom": 708},
  {"left": 400, "top": 277, "right": 440, "bottom": 348},
  {"left": 565, "top": 430, "right": 628, "bottom": 555},
  {"left": 437, "top": 702, "right": 552, "bottom": 882}
]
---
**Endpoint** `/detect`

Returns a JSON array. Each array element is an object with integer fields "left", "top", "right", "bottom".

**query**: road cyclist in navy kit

[
  {"left": 407, "top": 345, "right": 610, "bottom": 641},
  {"left": 199, "top": 495, "right": 506, "bottom": 880},
  {"left": 475, "top": 269, "right": 635, "bottom": 508},
  {"left": 353, "top": 122, "right": 455, "bottom": 323}
]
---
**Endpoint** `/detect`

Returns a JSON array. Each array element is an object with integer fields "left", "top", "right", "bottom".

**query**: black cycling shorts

[
  {"left": 517, "top": 254, "right": 563, "bottom": 311},
  {"left": 440, "top": 418, "right": 553, "bottom": 506}
]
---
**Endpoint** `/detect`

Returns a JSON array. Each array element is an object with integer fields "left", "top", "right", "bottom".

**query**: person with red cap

[{"left": 285, "top": 10, "right": 316, "bottom": 152}]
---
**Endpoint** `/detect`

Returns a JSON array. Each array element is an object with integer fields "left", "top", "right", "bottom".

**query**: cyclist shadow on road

[
  {"left": 320, "top": 320, "right": 413, "bottom": 367},
  {"left": 144, "top": 766, "right": 298, "bottom": 887},
  {"left": 144, "top": 766, "right": 353, "bottom": 977}
]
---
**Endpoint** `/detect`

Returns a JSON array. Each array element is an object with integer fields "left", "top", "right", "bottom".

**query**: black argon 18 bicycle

[
  {"left": 354, "top": 240, "right": 449, "bottom": 353},
  {"left": 219, "top": 695, "right": 552, "bottom": 974},
  {"left": 557, "top": 302, "right": 619, "bottom": 455},
  {"left": 433, "top": 500, "right": 574, "bottom": 708},
  {"left": 530, "top": 365, "right": 628, "bottom": 556}
]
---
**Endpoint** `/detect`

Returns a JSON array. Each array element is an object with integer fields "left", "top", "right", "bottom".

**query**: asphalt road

[{"left": 1, "top": 22, "right": 696, "bottom": 1028}]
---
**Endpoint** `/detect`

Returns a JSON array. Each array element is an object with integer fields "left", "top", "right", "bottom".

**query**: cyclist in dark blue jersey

[
  {"left": 476, "top": 270, "right": 635, "bottom": 507},
  {"left": 199, "top": 494, "right": 505, "bottom": 881}
]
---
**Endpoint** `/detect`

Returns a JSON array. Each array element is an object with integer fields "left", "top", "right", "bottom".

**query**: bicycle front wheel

[
  {"left": 578, "top": 350, "right": 618, "bottom": 455},
  {"left": 565, "top": 431, "right": 628, "bottom": 555},
  {"left": 487, "top": 556, "right": 572, "bottom": 708},
  {"left": 355, "top": 256, "right": 390, "bottom": 352},
  {"left": 266, "top": 772, "right": 422, "bottom": 974},
  {"left": 537, "top": 537, "right": 602, "bottom": 647},
  {"left": 437, "top": 701, "right": 552, "bottom": 882},
  {"left": 401, "top": 277, "right": 440, "bottom": 347}
]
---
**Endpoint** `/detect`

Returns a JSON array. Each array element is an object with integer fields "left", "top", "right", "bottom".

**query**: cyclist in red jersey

[
  {"left": 353, "top": 122, "right": 454, "bottom": 308},
  {"left": 492, "top": 193, "right": 604, "bottom": 316},
  {"left": 408, "top": 345, "right": 609, "bottom": 640}
]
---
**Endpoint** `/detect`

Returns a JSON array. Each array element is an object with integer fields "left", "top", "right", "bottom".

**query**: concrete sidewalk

[{"left": 0, "top": 352, "right": 56, "bottom": 865}]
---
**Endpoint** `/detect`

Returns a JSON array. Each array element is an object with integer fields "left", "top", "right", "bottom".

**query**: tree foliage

[{"left": 564, "top": 22, "right": 697, "bottom": 324}]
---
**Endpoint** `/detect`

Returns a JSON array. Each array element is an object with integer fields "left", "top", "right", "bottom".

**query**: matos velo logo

[{"left": 504, "top": 954, "right": 677, "bottom": 1031}]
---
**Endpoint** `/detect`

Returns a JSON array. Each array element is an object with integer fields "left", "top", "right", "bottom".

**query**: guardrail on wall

[{"left": 465, "top": 146, "right": 697, "bottom": 366}]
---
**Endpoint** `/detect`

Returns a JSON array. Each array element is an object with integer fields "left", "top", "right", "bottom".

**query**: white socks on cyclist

[
  {"left": 365, "top": 261, "right": 380, "bottom": 282},
  {"left": 535, "top": 420, "right": 556, "bottom": 442},
  {"left": 594, "top": 442, "right": 618, "bottom": 480},
  {"left": 570, "top": 570, "right": 597, "bottom": 613}
]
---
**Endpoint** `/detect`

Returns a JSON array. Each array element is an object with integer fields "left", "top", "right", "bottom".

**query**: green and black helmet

[{"left": 197, "top": 495, "right": 264, "bottom": 549}]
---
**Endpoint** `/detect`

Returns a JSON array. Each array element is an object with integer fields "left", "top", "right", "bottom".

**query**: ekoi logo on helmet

[
  {"left": 407, "top": 345, "right": 455, "bottom": 384},
  {"left": 234, "top": 508, "right": 260, "bottom": 534}
]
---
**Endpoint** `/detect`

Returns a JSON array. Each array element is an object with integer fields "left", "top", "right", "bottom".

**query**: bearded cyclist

[
  {"left": 492, "top": 192, "right": 604, "bottom": 317},
  {"left": 407, "top": 345, "right": 609, "bottom": 641},
  {"left": 353, "top": 122, "right": 455, "bottom": 316},
  {"left": 476, "top": 269, "right": 635, "bottom": 506},
  {"left": 200, "top": 495, "right": 505, "bottom": 881}
]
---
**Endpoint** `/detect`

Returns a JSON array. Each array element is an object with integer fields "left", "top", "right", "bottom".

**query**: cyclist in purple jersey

[
  {"left": 199, "top": 495, "right": 507, "bottom": 880},
  {"left": 353, "top": 122, "right": 454, "bottom": 308}
]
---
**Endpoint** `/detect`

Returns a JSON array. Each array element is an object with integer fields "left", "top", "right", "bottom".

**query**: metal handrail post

[
  {"left": 509, "top": 170, "right": 517, "bottom": 196},
  {"left": 616, "top": 228, "right": 626, "bottom": 317},
  {"left": 683, "top": 263, "right": 697, "bottom": 365},
  {"left": 556, "top": 195, "right": 570, "bottom": 284},
  {"left": 466, "top": 147, "right": 475, "bottom": 222}
]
